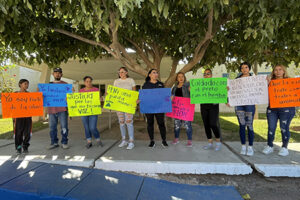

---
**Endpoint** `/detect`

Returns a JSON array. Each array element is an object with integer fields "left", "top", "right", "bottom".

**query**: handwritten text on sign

[
  {"left": 104, "top": 85, "right": 139, "bottom": 114},
  {"left": 1, "top": 92, "right": 43, "bottom": 118},
  {"left": 190, "top": 78, "right": 228, "bottom": 104},
  {"left": 228, "top": 75, "right": 268, "bottom": 106},
  {"left": 139, "top": 88, "right": 172, "bottom": 114},
  {"left": 67, "top": 92, "right": 102, "bottom": 116},
  {"left": 166, "top": 97, "right": 195, "bottom": 121},
  {"left": 269, "top": 77, "right": 300, "bottom": 108},
  {"left": 38, "top": 84, "right": 72, "bottom": 107}
]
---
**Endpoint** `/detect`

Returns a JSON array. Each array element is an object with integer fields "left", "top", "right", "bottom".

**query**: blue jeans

[
  {"left": 81, "top": 115, "right": 100, "bottom": 141},
  {"left": 267, "top": 107, "right": 295, "bottom": 148},
  {"left": 174, "top": 119, "right": 192, "bottom": 140},
  {"left": 49, "top": 111, "right": 69, "bottom": 145},
  {"left": 235, "top": 105, "right": 255, "bottom": 146}
]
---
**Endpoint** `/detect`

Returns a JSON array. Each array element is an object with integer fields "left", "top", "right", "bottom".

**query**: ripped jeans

[
  {"left": 267, "top": 107, "right": 295, "bottom": 148},
  {"left": 49, "top": 111, "right": 69, "bottom": 145},
  {"left": 235, "top": 105, "right": 255, "bottom": 146},
  {"left": 174, "top": 119, "right": 192, "bottom": 140},
  {"left": 117, "top": 112, "right": 134, "bottom": 141}
]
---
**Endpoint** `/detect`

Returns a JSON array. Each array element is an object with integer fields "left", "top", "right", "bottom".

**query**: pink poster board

[{"left": 166, "top": 97, "right": 195, "bottom": 121}]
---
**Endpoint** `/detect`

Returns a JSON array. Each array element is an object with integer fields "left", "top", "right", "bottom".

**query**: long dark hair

[
  {"left": 145, "top": 69, "right": 158, "bottom": 82},
  {"left": 175, "top": 72, "right": 187, "bottom": 85},
  {"left": 118, "top": 67, "right": 129, "bottom": 78}
]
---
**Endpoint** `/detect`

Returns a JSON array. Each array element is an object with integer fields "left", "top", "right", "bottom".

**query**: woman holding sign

[
  {"left": 234, "top": 62, "right": 255, "bottom": 156},
  {"left": 114, "top": 67, "right": 136, "bottom": 150},
  {"left": 171, "top": 72, "right": 193, "bottom": 147},
  {"left": 80, "top": 76, "right": 103, "bottom": 149},
  {"left": 262, "top": 65, "right": 296, "bottom": 156},
  {"left": 14, "top": 79, "right": 32, "bottom": 154},
  {"left": 142, "top": 69, "right": 168, "bottom": 148}
]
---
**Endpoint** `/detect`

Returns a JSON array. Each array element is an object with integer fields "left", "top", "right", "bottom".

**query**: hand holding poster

[
  {"left": 190, "top": 78, "right": 228, "bottom": 104},
  {"left": 67, "top": 92, "right": 102, "bottom": 116},
  {"left": 228, "top": 75, "right": 268, "bottom": 106},
  {"left": 1, "top": 92, "right": 43, "bottom": 118},
  {"left": 269, "top": 77, "right": 300, "bottom": 108},
  {"left": 104, "top": 85, "right": 139, "bottom": 114},
  {"left": 38, "top": 83, "right": 72, "bottom": 107},
  {"left": 166, "top": 97, "right": 195, "bottom": 121},
  {"left": 139, "top": 88, "right": 172, "bottom": 114}
]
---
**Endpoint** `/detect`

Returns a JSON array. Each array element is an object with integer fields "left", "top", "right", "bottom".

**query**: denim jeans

[
  {"left": 267, "top": 107, "right": 295, "bottom": 148},
  {"left": 49, "top": 111, "right": 69, "bottom": 145},
  {"left": 116, "top": 112, "right": 134, "bottom": 141},
  {"left": 174, "top": 119, "right": 192, "bottom": 140},
  {"left": 235, "top": 105, "right": 255, "bottom": 146},
  {"left": 81, "top": 115, "right": 100, "bottom": 141}
]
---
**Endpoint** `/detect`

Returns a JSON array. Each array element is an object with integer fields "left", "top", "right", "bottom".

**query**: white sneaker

[
  {"left": 62, "top": 144, "right": 69, "bottom": 149},
  {"left": 240, "top": 145, "right": 246, "bottom": 155},
  {"left": 118, "top": 140, "right": 128, "bottom": 148},
  {"left": 262, "top": 146, "right": 273, "bottom": 155},
  {"left": 278, "top": 147, "right": 289, "bottom": 156},
  {"left": 126, "top": 142, "right": 134, "bottom": 150},
  {"left": 246, "top": 146, "right": 254, "bottom": 156}
]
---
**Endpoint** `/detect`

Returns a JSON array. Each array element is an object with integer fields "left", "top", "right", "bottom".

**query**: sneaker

[
  {"left": 48, "top": 143, "right": 59, "bottom": 150},
  {"left": 246, "top": 146, "right": 254, "bottom": 156},
  {"left": 203, "top": 143, "right": 213, "bottom": 150},
  {"left": 278, "top": 147, "right": 289, "bottom": 156},
  {"left": 172, "top": 138, "right": 179, "bottom": 145},
  {"left": 126, "top": 142, "right": 135, "bottom": 150},
  {"left": 215, "top": 142, "right": 222, "bottom": 151},
  {"left": 186, "top": 140, "right": 192, "bottom": 147},
  {"left": 96, "top": 140, "right": 104, "bottom": 147},
  {"left": 16, "top": 145, "right": 22, "bottom": 155},
  {"left": 62, "top": 144, "right": 69, "bottom": 149},
  {"left": 240, "top": 145, "right": 246, "bottom": 155},
  {"left": 262, "top": 146, "right": 273, "bottom": 155},
  {"left": 23, "top": 147, "right": 29, "bottom": 154},
  {"left": 118, "top": 140, "right": 128, "bottom": 148},
  {"left": 86, "top": 142, "right": 92, "bottom": 149},
  {"left": 162, "top": 141, "right": 168, "bottom": 148},
  {"left": 148, "top": 141, "right": 155, "bottom": 148}
]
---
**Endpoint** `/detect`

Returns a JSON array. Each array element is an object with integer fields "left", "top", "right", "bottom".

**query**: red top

[{"left": 79, "top": 87, "right": 99, "bottom": 92}]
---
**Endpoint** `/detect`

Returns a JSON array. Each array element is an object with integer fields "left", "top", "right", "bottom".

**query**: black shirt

[
  {"left": 142, "top": 81, "right": 164, "bottom": 89},
  {"left": 175, "top": 87, "right": 183, "bottom": 97}
]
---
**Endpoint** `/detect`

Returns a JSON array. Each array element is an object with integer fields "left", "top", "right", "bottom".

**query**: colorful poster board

[
  {"left": 67, "top": 92, "right": 102, "bottom": 116},
  {"left": 104, "top": 85, "right": 139, "bottom": 114},
  {"left": 0, "top": 118, "right": 13, "bottom": 134},
  {"left": 166, "top": 97, "right": 195, "bottom": 121},
  {"left": 190, "top": 78, "right": 228, "bottom": 104},
  {"left": 38, "top": 83, "right": 72, "bottom": 107},
  {"left": 139, "top": 88, "right": 172, "bottom": 114},
  {"left": 228, "top": 75, "right": 269, "bottom": 106},
  {"left": 269, "top": 77, "right": 300, "bottom": 108},
  {"left": 1, "top": 92, "right": 43, "bottom": 118}
]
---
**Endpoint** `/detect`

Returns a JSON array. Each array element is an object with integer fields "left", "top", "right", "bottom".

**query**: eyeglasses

[{"left": 203, "top": 73, "right": 211, "bottom": 76}]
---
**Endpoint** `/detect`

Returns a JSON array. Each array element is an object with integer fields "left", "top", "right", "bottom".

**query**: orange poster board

[
  {"left": 1, "top": 92, "right": 44, "bottom": 118},
  {"left": 269, "top": 78, "right": 300, "bottom": 108}
]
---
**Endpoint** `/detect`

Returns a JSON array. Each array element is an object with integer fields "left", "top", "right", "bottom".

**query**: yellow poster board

[
  {"left": 104, "top": 85, "right": 139, "bottom": 114},
  {"left": 0, "top": 118, "right": 13, "bottom": 135},
  {"left": 67, "top": 92, "right": 102, "bottom": 116}
]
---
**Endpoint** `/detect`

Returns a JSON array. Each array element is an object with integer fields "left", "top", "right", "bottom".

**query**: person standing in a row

[{"left": 142, "top": 69, "right": 168, "bottom": 148}]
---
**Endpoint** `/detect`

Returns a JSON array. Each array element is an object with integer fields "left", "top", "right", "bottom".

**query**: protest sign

[
  {"left": 104, "top": 85, "right": 139, "bottom": 114},
  {"left": 190, "top": 78, "right": 228, "bottom": 104},
  {"left": 166, "top": 97, "right": 195, "bottom": 121},
  {"left": 139, "top": 88, "right": 172, "bottom": 114},
  {"left": 1, "top": 92, "right": 43, "bottom": 118},
  {"left": 38, "top": 84, "right": 72, "bottom": 107},
  {"left": 269, "top": 77, "right": 300, "bottom": 108},
  {"left": 0, "top": 118, "right": 13, "bottom": 134},
  {"left": 228, "top": 75, "right": 268, "bottom": 106},
  {"left": 67, "top": 92, "right": 101, "bottom": 116}
]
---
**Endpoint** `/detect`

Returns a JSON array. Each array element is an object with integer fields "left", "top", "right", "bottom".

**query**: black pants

[
  {"left": 14, "top": 117, "right": 32, "bottom": 149},
  {"left": 145, "top": 113, "right": 166, "bottom": 141},
  {"left": 200, "top": 104, "right": 221, "bottom": 140}
]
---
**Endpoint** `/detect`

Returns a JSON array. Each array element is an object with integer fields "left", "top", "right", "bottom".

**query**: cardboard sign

[
  {"left": 190, "top": 78, "right": 228, "bottom": 104},
  {"left": 139, "top": 88, "right": 172, "bottom": 114},
  {"left": 104, "top": 85, "right": 139, "bottom": 114},
  {"left": 38, "top": 83, "right": 72, "bottom": 107},
  {"left": 228, "top": 75, "right": 269, "bottom": 106},
  {"left": 1, "top": 92, "right": 43, "bottom": 118},
  {"left": 166, "top": 97, "right": 195, "bottom": 121},
  {"left": 67, "top": 92, "right": 102, "bottom": 116},
  {"left": 0, "top": 118, "right": 13, "bottom": 134},
  {"left": 269, "top": 77, "right": 300, "bottom": 108}
]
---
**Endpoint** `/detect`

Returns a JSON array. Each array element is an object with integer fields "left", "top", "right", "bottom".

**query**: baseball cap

[{"left": 53, "top": 67, "right": 62, "bottom": 73}]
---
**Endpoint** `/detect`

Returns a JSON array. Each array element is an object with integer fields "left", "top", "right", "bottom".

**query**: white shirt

[{"left": 113, "top": 78, "right": 136, "bottom": 90}]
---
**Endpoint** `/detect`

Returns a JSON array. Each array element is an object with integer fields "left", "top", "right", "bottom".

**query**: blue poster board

[
  {"left": 38, "top": 84, "right": 72, "bottom": 107},
  {"left": 139, "top": 88, "right": 172, "bottom": 114}
]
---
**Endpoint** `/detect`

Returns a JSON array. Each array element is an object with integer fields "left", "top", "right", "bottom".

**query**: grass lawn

[{"left": 194, "top": 112, "right": 300, "bottom": 142}]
